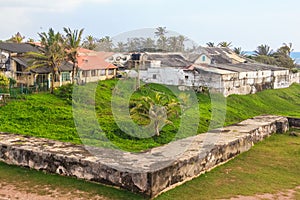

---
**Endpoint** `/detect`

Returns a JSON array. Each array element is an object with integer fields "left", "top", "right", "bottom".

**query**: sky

[{"left": 0, "top": 0, "right": 300, "bottom": 51}]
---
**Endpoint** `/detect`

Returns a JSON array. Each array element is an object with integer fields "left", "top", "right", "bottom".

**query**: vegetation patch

[{"left": 0, "top": 80, "right": 299, "bottom": 151}]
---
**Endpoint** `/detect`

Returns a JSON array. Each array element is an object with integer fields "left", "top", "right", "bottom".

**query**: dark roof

[
  {"left": 30, "top": 61, "right": 73, "bottom": 74},
  {"left": 0, "top": 42, "right": 41, "bottom": 54},
  {"left": 208, "top": 62, "right": 287, "bottom": 73},
  {"left": 145, "top": 53, "right": 192, "bottom": 68},
  {"left": 11, "top": 57, "right": 30, "bottom": 68}
]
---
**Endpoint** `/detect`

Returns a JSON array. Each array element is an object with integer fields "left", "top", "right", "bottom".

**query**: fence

[{"left": 0, "top": 82, "right": 49, "bottom": 99}]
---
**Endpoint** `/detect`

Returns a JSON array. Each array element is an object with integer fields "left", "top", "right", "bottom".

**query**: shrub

[{"left": 53, "top": 84, "right": 73, "bottom": 104}]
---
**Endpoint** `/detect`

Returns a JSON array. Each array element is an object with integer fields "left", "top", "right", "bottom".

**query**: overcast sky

[{"left": 0, "top": 0, "right": 299, "bottom": 51}]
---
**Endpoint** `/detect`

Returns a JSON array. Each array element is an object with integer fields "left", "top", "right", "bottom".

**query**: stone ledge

[{"left": 0, "top": 115, "right": 290, "bottom": 198}]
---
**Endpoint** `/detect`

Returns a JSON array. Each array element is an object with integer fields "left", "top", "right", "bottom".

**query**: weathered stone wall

[
  {"left": 0, "top": 115, "right": 291, "bottom": 198},
  {"left": 288, "top": 117, "right": 300, "bottom": 127}
]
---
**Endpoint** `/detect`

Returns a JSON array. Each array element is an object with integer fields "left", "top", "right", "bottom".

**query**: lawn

[{"left": 0, "top": 80, "right": 299, "bottom": 151}]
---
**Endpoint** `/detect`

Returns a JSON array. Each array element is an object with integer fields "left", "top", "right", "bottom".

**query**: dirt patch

[
  {"left": 0, "top": 182, "right": 107, "bottom": 200},
  {"left": 226, "top": 186, "right": 300, "bottom": 200}
]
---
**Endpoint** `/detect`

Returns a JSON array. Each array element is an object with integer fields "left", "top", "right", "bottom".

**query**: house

[
  {"left": 76, "top": 49, "right": 117, "bottom": 84},
  {"left": 0, "top": 42, "right": 73, "bottom": 88},
  {"left": 194, "top": 62, "right": 290, "bottom": 96},
  {"left": 0, "top": 42, "right": 41, "bottom": 86},
  {"left": 125, "top": 52, "right": 193, "bottom": 86}
]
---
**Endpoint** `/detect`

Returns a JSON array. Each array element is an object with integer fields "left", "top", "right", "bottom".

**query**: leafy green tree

[
  {"left": 130, "top": 92, "right": 179, "bottom": 136},
  {"left": 63, "top": 27, "right": 84, "bottom": 83},
  {"left": 26, "top": 28, "right": 66, "bottom": 93},
  {"left": 0, "top": 73, "right": 9, "bottom": 92}
]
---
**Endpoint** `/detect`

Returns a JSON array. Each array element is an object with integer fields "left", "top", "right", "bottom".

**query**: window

[
  {"left": 202, "top": 56, "right": 206, "bottom": 62},
  {"left": 91, "top": 70, "right": 97, "bottom": 76},
  {"left": 108, "top": 70, "right": 114, "bottom": 75},
  {"left": 100, "top": 70, "right": 106, "bottom": 76},
  {"left": 185, "top": 75, "right": 189, "bottom": 79},
  {"left": 153, "top": 74, "right": 157, "bottom": 79},
  {"left": 61, "top": 72, "right": 70, "bottom": 82},
  {"left": 82, "top": 71, "right": 87, "bottom": 77}
]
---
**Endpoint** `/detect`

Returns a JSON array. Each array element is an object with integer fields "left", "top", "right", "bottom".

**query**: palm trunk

[
  {"left": 154, "top": 120, "right": 160, "bottom": 136},
  {"left": 72, "top": 61, "right": 78, "bottom": 84},
  {"left": 50, "top": 72, "right": 54, "bottom": 94}
]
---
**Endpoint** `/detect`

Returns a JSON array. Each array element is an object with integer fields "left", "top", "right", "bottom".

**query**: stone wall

[{"left": 0, "top": 115, "right": 292, "bottom": 198}]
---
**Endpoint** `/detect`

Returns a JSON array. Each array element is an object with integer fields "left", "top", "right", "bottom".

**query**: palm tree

[
  {"left": 26, "top": 28, "right": 66, "bottom": 93},
  {"left": 63, "top": 27, "right": 84, "bottom": 83},
  {"left": 8, "top": 32, "right": 25, "bottom": 43},
  {"left": 115, "top": 42, "right": 127, "bottom": 52},
  {"left": 254, "top": 44, "right": 272, "bottom": 56},
  {"left": 130, "top": 92, "right": 179, "bottom": 136},
  {"left": 167, "top": 36, "right": 178, "bottom": 52},
  {"left": 218, "top": 41, "right": 232, "bottom": 48},
  {"left": 142, "top": 38, "right": 156, "bottom": 50},
  {"left": 82, "top": 35, "right": 98, "bottom": 50},
  {"left": 177, "top": 35, "right": 186, "bottom": 52},
  {"left": 233, "top": 47, "right": 245, "bottom": 56},
  {"left": 155, "top": 27, "right": 168, "bottom": 51},
  {"left": 97, "top": 36, "right": 113, "bottom": 51},
  {"left": 155, "top": 26, "right": 167, "bottom": 38},
  {"left": 278, "top": 42, "right": 293, "bottom": 56},
  {"left": 206, "top": 42, "right": 215, "bottom": 47}
]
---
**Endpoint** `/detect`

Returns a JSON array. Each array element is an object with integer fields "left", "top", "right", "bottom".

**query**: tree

[
  {"left": 206, "top": 42, "right": 215, "bottom": 47},
  {"left": 82, "top": 35, "right": 98, "bottom": 50},
  {"left": 0, "top": 73, "right": 9, "bottom": 93},
  {"left": 130, "top": 92, "right": 179, "bottom": 136},
  {"left": 177, "top": 35, "right": 186, "bottom": 52},
  {"left": 155, "top": 27, "right": 168, "bottom": 51},
  {"left": 7, "top": 32, "right": 25, "bottom": 43},
  {"left": 97, "top": 36, "right": 113, "bottom": 51},
  {"left": 142, "top": 37, "right": 156, "bottom": 50},
  {"left": 155, "top": 26, "right": 167, "bottom": 38},
  {"left": 233, "top": 47, "right": 245, "bottom": 56},
  {"left": 26, "top": 28, "right": 66, "bottom": 93},
  {"left": 167, "top": 36, "right": 178, "bottom": 52},
  {"left": 115, "top": 42, "right": 127, "bottom": 52},
  {"left": 272, "top": 43, "right": 295, "bottom": 69},
  {"left": 254, "top": 44, "right": 272, "bottom": 56},
  {"left": 218, "top": 41, "right": 232, "bottom": 48},
  {"left": 63, "top": 27, "right": 84, "bottom": 83}
]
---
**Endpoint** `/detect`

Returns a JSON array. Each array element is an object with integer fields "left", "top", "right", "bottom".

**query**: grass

[
  {"left": 156, "top": 131, "right": 300, "bottom": 199},
  {"left": 0, "top": 80, "right": 299, "bottom": 151},
  {"left": 0, "top": 161, "right": 145, "bottom": 200},
  {"left": 0, "top": 130, "right": 299, "bottom": 199}
]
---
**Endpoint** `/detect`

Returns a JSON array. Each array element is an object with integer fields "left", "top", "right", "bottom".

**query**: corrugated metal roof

[{"left": 0, "top": 43, "right": 41, "bottom": 54}]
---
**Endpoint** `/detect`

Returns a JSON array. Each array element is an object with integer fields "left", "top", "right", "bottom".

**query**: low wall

[
  {"left": 0, "top": 115, "right": 291, "bottom": 198},
  {"left": 288, "top": 117, "right": 300, "bottom": 127}
]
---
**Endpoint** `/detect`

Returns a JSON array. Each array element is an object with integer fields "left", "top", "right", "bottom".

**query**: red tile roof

[{"left": 77, "top": 48, "right": 117, "bottom": 70}]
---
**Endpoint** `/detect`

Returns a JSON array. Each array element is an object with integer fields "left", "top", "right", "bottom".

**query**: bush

[{"left": 53, "top": 84, "right": 73, "bottom": 104}]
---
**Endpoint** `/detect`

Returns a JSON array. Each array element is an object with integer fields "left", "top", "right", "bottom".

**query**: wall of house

[
  {"left": 290, "top": 72, "right": 300, "bottom": 85},
  {"left": 194, "top": 55, "right": 211, "bottom": 65},
  {"left": 78, "top": 69, "right": 116, "bottom": 84},
  {"left": 139, "top": 67, "right": 186, "bottom": 86},
  {"left": 273, "top": 70, "right": 290, "bottom": 89}
]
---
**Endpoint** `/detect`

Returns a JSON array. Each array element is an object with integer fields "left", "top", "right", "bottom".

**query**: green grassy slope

[{"left": 0, "top": 80, "right": 299, "bottom": 151}]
